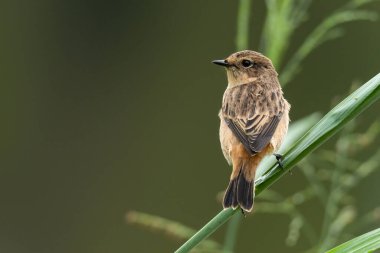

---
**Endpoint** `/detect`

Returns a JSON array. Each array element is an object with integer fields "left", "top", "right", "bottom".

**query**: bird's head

[{"left": 213, "top": 50, "right": 277, "bottom": 87}]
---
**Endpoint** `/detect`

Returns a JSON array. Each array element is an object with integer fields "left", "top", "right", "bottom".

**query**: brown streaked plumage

[{"left": 213, "top": 50, "right": 290, "bottom": 213}]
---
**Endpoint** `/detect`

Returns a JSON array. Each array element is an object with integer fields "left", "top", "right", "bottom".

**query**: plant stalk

[{"left": 236, "top": 0, "right": 251, "bottom": 50}]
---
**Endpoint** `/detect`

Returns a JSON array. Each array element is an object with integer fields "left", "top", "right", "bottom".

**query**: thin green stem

[
  {"left": 175, "top": 209, "right": 237, "bottom": 253},
  {"left": 260, "top": 0, "right": 312, "bottom": 69},
  {"left": 222, "top": 213, "right": 242, "bottom": 253},
  {"left": 236, "top": 0, "right": 251, "bottom": 50}
]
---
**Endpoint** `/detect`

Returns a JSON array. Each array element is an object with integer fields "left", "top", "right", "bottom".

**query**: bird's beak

[{"left": 212, "top": 59, "right": 230, "bottom": 67}]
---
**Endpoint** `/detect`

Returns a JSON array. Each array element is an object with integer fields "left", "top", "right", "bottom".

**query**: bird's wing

[
  {"left": 222, "top": 83, "right": 284, "bottom": 155},
  {"left": 224, "top": 114, "right": 282, "bottom": 155}
]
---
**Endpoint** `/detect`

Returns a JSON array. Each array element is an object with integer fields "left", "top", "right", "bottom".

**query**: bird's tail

[{"left": 223, "top": 166, "right": 255, "bottom": 212}]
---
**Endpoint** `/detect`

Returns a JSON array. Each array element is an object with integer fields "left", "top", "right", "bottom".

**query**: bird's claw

[
  {"left": 274, "top": 153, "right": 284, "bottom": 169},
  {"left": 274, "top": 153, "right": 293, "bottom": 175}
]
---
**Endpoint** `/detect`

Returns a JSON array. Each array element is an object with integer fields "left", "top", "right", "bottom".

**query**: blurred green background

[{"left": 1, "top": 0, "right": 380, "bottom": 252}]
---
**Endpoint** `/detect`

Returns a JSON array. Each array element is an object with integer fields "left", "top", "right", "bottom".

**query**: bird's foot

[
  {"left": 274, "top": 153, "right": 293, "bottom": 175},
  {"left": 274, "top": 153, "right": 284, "bottom": 169}
]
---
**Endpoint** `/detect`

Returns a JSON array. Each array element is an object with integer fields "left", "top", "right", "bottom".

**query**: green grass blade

[
  {"left": 236, "top": 0, "right": 252, "bottom": 50},
  {"left": 222, "top": 213, "right": 242, "bottom": 253},
  {"left": 174, "top": 74, "right": 380, "bottom": 253},
  {"left": 261, "top": 0, "right": 312, "bottom": 68},
  {"left": 325, "top": 228, "right": 380, "bottom": 253},
  {"left": 175, "top": 209, "right": 236, "bottom": 253}
]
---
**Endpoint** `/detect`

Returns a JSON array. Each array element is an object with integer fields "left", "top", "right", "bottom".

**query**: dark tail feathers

[{"left": 223, "top": 169, "right": 254, "bottom": 212}]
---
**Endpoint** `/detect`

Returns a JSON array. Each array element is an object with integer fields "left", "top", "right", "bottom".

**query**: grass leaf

[
  {"left": 325, "top": 228, "right": 380, "bottom": 253},
  {"left": 236, "top": 0, "right": 252, "bottom": 50}
]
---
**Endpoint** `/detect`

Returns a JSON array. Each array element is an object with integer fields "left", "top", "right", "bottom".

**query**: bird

[{"left": 213, "top": 50, "right": 290, "bottom": 213}]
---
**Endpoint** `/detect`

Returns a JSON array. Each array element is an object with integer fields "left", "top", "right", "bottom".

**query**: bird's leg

[
  {"left": 274, "top": 153, "right": 292, "bottom": 175},
  {"left": 274, "top": 153, "right": 284, "bottom": 168}
]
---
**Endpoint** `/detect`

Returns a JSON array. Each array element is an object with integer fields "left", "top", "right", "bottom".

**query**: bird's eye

[{"left": 242, "top": 59, "right": 253, "bottom": 68}]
